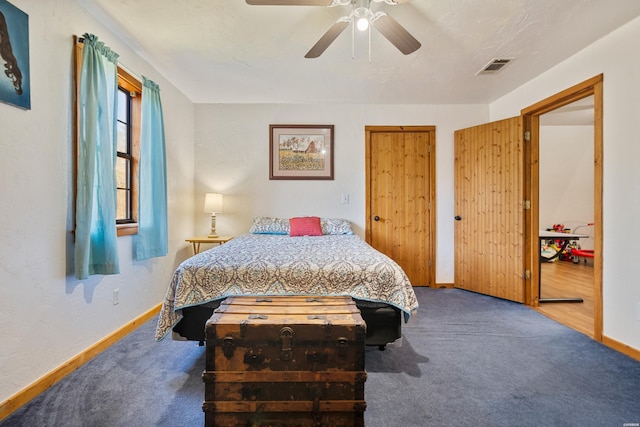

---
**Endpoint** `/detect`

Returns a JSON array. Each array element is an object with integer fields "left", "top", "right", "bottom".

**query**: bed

[{"left": 155, "top": 217, "right": 418, "bottom": 349}]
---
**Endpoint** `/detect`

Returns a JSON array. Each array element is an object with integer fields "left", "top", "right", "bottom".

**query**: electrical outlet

[{"left": 113, "top": 289, "right": 120, "bottom": 305}]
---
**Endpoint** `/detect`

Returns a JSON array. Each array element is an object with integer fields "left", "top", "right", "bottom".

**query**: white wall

[
  {"left": 194, "top": 103, "right": 489, "bottom": 285},
  {"left": 0, "top": 0, "right": 195, "bottom": 403},
  {"left": 540, "top": 125, "right": 594, "bottom": 249},
  {"left": 490, "top": 17, "right": 640, "bottom": 350}
]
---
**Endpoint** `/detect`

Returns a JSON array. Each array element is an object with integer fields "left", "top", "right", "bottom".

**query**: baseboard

[
  {"left": 0, "top": 303, "right": 162, "bottom": 422},
  {"left": 602, "top": 335, "right": 640, "bottom": 362}
]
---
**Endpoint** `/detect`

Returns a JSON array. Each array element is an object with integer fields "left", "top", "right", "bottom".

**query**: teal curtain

[
  {"left": 133, "top": 77, "right": 168, "bottom": 260},
  {"left": 75, "top": 34, "right": 120, "bottom": 279}
]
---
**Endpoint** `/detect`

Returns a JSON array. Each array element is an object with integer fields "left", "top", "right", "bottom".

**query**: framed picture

[
  {"left": 270, "top": 124, "right": 334, "bottom": 180},
  {"left": 0, "top": 0, "right": 30, "bottom": 110}
]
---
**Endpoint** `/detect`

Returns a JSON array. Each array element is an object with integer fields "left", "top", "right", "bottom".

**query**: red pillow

[{"left": 289, "top": 216, "right": 323, "bottom": 237}]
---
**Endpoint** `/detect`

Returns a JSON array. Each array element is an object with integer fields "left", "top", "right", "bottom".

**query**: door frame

[
  {"left": 521, "top": 74, "right": 603, "bottom": 341},
  {"left": 364, "top": 125, "right": 437, "bottom": 287}
]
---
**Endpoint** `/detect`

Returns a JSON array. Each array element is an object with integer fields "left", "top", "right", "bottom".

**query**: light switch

[{"left": 341, "top": 193, "right": 349, "bottom": 204}]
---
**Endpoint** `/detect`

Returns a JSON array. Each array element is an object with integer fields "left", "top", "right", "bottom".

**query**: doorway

[
  {"left": 522, "top": 75, "right": 603, "bottom": 341},
  {"left": 451, "top": 75, "right": 603, "bottom": 341},
  {"left": 535, "top": 96, "right": 595, "bottom": 337}
]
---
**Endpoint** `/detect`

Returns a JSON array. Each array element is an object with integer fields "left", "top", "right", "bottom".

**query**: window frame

[
  {"left": 115, "top": 67, "right": 141, "bottom": 236},
  {"left": 116, "top": 88, "right": 134, "bottom": 224}
]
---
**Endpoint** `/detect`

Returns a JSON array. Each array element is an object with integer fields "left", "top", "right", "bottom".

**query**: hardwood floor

[{"left": 534, "top": 259, "right": 594, "bottom": 337}]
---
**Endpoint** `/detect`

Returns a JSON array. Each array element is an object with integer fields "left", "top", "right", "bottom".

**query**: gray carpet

[{"left": 3, "top": 287, "right": 640, "bottom": 426}]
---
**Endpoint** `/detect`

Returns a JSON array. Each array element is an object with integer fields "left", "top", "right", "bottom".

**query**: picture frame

[
  {"left": 269, "top": 124, "right": 334, "bottom": 180},
  {"left": 0, "top": 0, "right": 30, "bottom": 110}
]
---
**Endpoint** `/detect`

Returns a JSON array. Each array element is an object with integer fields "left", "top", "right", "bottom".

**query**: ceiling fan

[{"left": 246, "top": 0, "right": 421, "bottom": 59}]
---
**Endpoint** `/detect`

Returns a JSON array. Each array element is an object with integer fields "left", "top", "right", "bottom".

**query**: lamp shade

[{"left": 204, "top": 193, "right": 223, "bottom": 213}]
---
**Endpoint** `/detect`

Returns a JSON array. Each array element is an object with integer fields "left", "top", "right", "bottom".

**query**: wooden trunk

[{"left": 203, "top": 296, "right": 367, "bottom": 427}]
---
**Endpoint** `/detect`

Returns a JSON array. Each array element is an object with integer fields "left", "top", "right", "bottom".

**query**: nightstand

[{"left": 185, "top": 236, "right": 233, "bottom": 255}]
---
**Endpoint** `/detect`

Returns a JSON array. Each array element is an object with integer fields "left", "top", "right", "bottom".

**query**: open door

[{"left": 454, "top": 117, "right": 525, "bottom": 302}]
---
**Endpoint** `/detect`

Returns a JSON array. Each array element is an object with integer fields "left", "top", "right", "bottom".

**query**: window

[
  {"left": 116, "top": 89, "right": 132, "bottom": 221},
  {"left": 115, "top": 67, "right": 141, "bottom": 236}
]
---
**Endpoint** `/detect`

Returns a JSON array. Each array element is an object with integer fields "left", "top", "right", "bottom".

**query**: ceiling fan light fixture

[
  {"left": 354, "top": 4, "right": 371, "bottom": 31},
  {"left": 357, "top": 16, "right": 369, "bottom": 31}
]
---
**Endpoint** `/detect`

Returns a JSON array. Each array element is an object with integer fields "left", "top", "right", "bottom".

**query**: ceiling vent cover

[{"left": 477, "top": 58, "right": 514, "bottom": 75}]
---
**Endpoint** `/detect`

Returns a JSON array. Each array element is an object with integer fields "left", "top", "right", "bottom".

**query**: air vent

[{"left": 476, "top": 58, "right": 514, "bottom": 75}]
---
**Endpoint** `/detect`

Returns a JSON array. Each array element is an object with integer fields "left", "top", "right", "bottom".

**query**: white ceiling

[{"left": 79, "top": 0, "right": 640, "bottom": 105}]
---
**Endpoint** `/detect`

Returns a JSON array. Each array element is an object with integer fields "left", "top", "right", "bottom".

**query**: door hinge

[
  {"left": 523, "top": 200, "right": 531, "bottom": 210},
  {"left": 524, "top": 131, "right": 531, "bottom": 141},
  {"left": 524, "top": 270, "right": 531, "bottom": 280}
]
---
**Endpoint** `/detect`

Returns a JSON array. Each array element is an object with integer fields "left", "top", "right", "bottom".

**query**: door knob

[
  {"left": 454, "top": 215, "right": 462, "bottom": 221},
  {"left": 374, "top": 215, "right": 380, "bottom": 221}
]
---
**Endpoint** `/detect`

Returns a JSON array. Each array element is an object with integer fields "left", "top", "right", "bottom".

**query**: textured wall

[{"left": 0, "top": 0, "right": 195, "bottom": 403}]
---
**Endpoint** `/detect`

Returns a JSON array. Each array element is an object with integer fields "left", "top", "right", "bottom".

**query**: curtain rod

[{"left": 75, "top": 35, "right": 143, "bottom": 83}]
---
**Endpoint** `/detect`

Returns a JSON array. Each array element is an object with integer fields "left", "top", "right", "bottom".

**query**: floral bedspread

[{"left": 155, "top": 233, "right": 418, "bottom": 340}]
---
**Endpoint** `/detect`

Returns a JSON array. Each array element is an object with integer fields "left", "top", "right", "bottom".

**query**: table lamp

[{"left": 204, "top": 193, "right": 223, "bottom": 238}]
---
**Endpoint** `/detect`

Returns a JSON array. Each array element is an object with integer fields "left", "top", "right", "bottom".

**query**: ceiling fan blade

[
  {"left": 305, "top": 20, "right": 350, "bottom": 58},
  {"left": 246, "top": 0, "right": 333, "bottom": 5},
  {"left": 372, "top": 13, "right": 421, "bottom": 55}
]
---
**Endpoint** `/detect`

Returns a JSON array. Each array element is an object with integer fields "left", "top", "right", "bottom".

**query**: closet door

[{"left": 366, "top": 126, "right": 435, "bottom": 287}]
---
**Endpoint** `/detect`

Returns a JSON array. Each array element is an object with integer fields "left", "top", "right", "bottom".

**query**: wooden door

[
  {"left": 454, "top": 117, "right": 525, "bottom": 302},
  {"left": 365, "top": 126, "right": 435, "bottom": 287}
]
